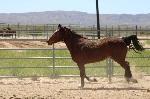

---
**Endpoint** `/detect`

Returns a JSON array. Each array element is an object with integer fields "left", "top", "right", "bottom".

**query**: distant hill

[{"left": 0, "top": 11, "right": 150, "bottom": 26}]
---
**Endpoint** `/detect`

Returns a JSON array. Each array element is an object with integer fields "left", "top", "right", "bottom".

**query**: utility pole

[{"left": 96, "top": 0, "right": 100, "bottom": 39}]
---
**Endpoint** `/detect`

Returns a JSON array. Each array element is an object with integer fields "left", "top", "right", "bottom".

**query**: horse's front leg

[
  {"left": 78, "top": 64, "right": 97, "bottom": 88},
  {"left": 78, "top": 64, "right": 85, "bottom": 88}
]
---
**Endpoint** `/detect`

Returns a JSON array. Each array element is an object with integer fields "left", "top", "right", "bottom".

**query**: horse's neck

[{"left": 63, "top": 33, "right": 85, "bottom": 53}]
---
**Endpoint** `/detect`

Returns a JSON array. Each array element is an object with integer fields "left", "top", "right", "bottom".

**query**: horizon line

[{"left": 0, "top": 10, "right": 150, "bottom": 15}]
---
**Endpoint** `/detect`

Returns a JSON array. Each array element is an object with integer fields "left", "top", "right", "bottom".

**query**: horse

[
  {"left": 0, "top": 27, "right": 16, "bottom": 38},
  {"left": 47, "top": 24, "right": 144, "bottom": 88}
]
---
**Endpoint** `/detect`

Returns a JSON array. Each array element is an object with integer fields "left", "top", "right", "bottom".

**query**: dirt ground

[
  {"left": 0, "top": 39, "right": 149, "bottom": 49},
  {"left": 0, "top": 77, "right": 150, "bottom": 99},
  {"left": 0, "top": 41, "right": 67, "bottom": 48},
  {"left": 0, "top": 39, "right": 149, "bottom": 99}
]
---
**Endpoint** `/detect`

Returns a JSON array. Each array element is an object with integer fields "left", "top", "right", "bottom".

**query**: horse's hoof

[
  {"left": 78, "top": 84, "right": 84, "bottom": 89},
  {"left": 93, "top": 78, "right": 98, "bottom": 82},
  {"left": 130, "top": 78, "right": 138, "bottom": 83},
  {"left": 125, "top": 77, "right": 130, "bottom": 83},
  {"left": 125, "top": 77, "right": 138, "bottom": 83},
  {"left": 89, "top": 78, "right": 98, "bottom": 82},
  {"left": 78, "top": 85, "right": 84, "bottom": 89}
]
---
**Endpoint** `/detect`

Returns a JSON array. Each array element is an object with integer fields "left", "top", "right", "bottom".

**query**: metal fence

[
  {"left": 0, "top": 24, "right": 149, "bottom": 79},
  {"left": 0, "top": 24, "right": 150, "bottom": 40}
]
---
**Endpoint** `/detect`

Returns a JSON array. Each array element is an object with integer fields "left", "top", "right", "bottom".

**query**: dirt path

[
  {"left": 0, "top": 41, "right": 66, "bottom": 48},
  {"left": 0, "top": 42, "right": 18, "bottom": 48},
  {"left": 0, "top": 77, "right": 150, "bottom": 99}
]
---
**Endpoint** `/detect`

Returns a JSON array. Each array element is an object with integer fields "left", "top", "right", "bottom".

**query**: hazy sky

[{"left": 1, "top": 0, "right": 150, "bottom": 14}]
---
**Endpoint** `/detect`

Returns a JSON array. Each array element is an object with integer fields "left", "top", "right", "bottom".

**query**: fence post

[
  {"left": 105, "top": 25, "right": 108, "bottom": 37},
  {"left": 139, "top": 26, "right": 141, "bottom": 36},
  {"left": 135, "top": 25, "right": 138, "bottom": 35},
  {"left": 32, "top": 25, "right": 34, "bottom": 39},
  {"left": 106, "top": 30, "right": 113, "bottom": 82},
  {"left": 118, "top": 25, "right": 120, "bottom": 37},
  {"left": 26, "top": 25, "right": 28, "bottom": 38},
  {"left": 17, "top": 23, "right": 20, "bottom": 38},
  {"left": 106, "top": 58, "right": 113, "bottom": 83},
  {"left": 112, "top": 25, "right": 114, "bottom": 36},
  {"left": 126, "top": 26, "right": 128, "bottom": 36},
  {"left": 43, "top": 24, "right": 45, "bottom": 38},
  {"left": 106, "top": 59, "right": 109, "bottom": 77},
  {"left": 43, "top": 24, "right": 47, "bottom": 40},
  {"left": 46, "top": 24, "right": 49, "bottom": 40},
  {"left": 52, "top": 44, "right": 55, "bottom": 76}
]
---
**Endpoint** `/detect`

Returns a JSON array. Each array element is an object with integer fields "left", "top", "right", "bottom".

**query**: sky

[{"left": 1, "top": 0, "right": 150, "bottom": 14}]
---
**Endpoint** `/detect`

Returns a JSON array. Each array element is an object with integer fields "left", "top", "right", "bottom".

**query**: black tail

[{"left": 122, "top": 35, "right": 144, "bottom": 51}]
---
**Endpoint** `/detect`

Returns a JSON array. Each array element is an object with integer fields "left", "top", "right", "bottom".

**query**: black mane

[{"left": 68, "top": 29, "right": 87, "bottom": 39}]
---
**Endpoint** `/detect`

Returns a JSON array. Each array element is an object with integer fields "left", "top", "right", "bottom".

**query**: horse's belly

[
  {"left": 80, "top": 48, "right": 110, "bottom": 64},
  {"left": 86, "top": 53, "right": 108, "bottom": 63}
]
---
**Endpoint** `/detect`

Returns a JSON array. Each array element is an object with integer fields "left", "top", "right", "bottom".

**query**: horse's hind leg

[
  {"left": 85, "top": 75, "right": 97, "bottom": 82},
  {"left": 118, "top": 61, "right": 137, "bottom": 83},
  {"left": 111, "top": 46, "right": 137, "bottom": 83}
]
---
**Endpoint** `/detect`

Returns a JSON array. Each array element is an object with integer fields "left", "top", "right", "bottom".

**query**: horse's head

[{"left": 47, "top": 24, "right": 70, "bottom": 45}]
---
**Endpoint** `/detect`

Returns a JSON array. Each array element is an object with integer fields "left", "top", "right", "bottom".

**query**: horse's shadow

[{"left": 61, "top": 87, "right": 148, "bottom": 91}]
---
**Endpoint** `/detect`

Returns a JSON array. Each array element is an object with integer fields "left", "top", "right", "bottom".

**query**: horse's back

[
  {"left": 76, "top": 37, "right": 127, "bottom": 64},
  {"left": 101, "top": 37, "right": 128, "bottom": 61},
  {"left": 95, "top": 37, "right": 128, "bottom": 59},
  {"left": 81, "top": 37, "right": 127, "bottom": 55}
]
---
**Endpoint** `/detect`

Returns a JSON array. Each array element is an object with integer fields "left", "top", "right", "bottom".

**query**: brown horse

[
  {"left": 0, "top": 27, "right": 16, "bottom": 38},
  {"left": 47, "top": 24, "right": 144, "bottom": 88}
]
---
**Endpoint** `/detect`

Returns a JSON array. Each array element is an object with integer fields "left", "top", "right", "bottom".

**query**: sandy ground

[
  {"left": 0, "top": 35, "right": 149, "bottom": 49},
  {"left": 0, "top": 41, "right": 66, "bottom": 48},
  {"left": 0, "top": 40, "right": 149, "bottom": 49},
  {"left": 0, "top": 77, "right": 150, "bottom": 99},
  {"left": 0, "top": 38, "right": 149, "bottom": 98}
]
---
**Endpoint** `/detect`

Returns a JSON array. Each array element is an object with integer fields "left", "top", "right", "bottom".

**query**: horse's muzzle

[
  {"left": 47, "top": 41, "right": 53, "bottom": 45},
  {"left": 46, "top": 41, "right": 50, "bottom": 45}
]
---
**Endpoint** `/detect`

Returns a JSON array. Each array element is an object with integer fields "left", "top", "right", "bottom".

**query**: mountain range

[{"left": 0, "top": 11, "right": 150, "bottom": 26}]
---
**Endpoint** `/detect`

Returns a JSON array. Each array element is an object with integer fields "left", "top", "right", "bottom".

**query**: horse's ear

[
  {"left": 64, "top": 27, "right": 70, "bottom": 31},
  {"left": 58, "top": 24, "right": 62, "bottom": 29}
]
